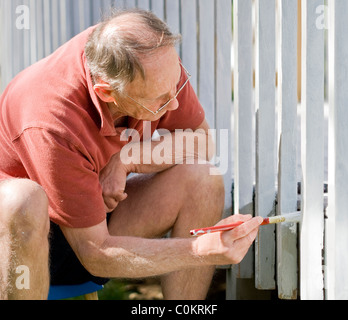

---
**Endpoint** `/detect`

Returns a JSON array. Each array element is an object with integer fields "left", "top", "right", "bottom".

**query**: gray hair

[{"left": 85, "top": 8, "right": 181, "bottom": 93}]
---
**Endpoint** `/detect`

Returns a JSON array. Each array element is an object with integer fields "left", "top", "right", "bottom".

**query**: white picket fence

[{"left": 0, "top": 0, "right": 347, "bottom": 300}]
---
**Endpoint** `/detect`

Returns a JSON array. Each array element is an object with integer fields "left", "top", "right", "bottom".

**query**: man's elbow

[{"left": 76, "top": 241, "right": 111, "bottom": 278}]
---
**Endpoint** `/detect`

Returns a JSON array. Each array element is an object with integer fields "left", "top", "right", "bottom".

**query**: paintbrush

[{"left": 190, "top": 212, "right": 301, "bottom": 237}]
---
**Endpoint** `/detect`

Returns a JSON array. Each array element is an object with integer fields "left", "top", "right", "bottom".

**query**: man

[{"left": 0, "top": 9, "right": 263, "bottom": 300}]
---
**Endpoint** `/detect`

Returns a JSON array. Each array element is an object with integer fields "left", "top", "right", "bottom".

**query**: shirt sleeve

[
  {"left": 13, "top": 128, "right": 106, "bottom": 228},
  {"left": 158, "top": 66, "right": 205, "bottom": 132}
]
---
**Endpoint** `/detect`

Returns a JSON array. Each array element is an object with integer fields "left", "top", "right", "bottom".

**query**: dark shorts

[{"left": 49, "top": 222, "right": 109, "bottom": 286}]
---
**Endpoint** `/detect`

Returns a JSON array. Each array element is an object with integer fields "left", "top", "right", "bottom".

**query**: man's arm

[
  {"left": 60, "top": 118, "right": 263, "bottom": 280},
  {"left": 100, "top": 119, "right": 215, "bottom": 212},
  {"left": 60, "top": 214, "right": 263, "bottom": 279}
]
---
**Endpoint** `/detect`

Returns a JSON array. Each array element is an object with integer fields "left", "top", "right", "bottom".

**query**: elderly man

[{"left": 0, "top": 9, "right": 262, "bottom": 300}]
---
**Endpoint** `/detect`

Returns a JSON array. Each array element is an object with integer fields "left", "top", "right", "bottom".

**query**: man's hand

[
  {"left": 99, "top": 153, "right": 128, "bottom": 213},
  {"left": 194, "top": 214, "right": 263, "bottom": 266}
]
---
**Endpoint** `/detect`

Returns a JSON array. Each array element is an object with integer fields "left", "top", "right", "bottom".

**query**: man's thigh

[
  {"left": 107, "top": 164, "right": 219, "bottom": 239},
  {"left": 107, "top": 167, "right": 186, "bottom": 238}
]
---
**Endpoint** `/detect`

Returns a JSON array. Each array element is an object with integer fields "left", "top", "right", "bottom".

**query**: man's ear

[{"left": 93, "top": 83, "right": 116, "bottom": 103}]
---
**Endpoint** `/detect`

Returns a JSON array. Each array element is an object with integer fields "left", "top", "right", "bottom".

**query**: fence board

[
  {"left": 14, "top": 0, "right": 28, "bottom": 75},
  {"left": 137, "top": 0, "right": 150, "bottom": 11},
  {"left": 232, "top": 0, "right": 254, "bottom": 280},
  {"left": 165, "top": 0, "right": 180, "bottom": 54},
  {"left": 327, "top": 0, "right": 348, "bottom": 300},
  {"left": 43, "top": 0, "right": 53, "bottom": 57},
  {"left": 181, "top": 0, "right": 197, "bottom": 93},
  {"left": 255, "top": 0, "right": 276, "bottom": 290},
  {"left": 300, "top": 0, "right": 325, "bottom": 300},
  {"left": 22, "top": 0, "right": 31, "bottom": 69},
  {"left": 198, "top": 0, "right": 215, "bottom": 129},
  {"left": 51, "top": 0, "right": 62, "bottom": 52},
  {"left": 101, "top": 0, "right": 112, "bottom": 14},
  {"left": 277, "top": 0, "right": 298, "bottom": 300},
  {"left": 216, "top": 0, "right": 232, "bottom": 213},
  {"left": 92, "top": 0, "right": 103, "bottom": 24},
  {"left": 150, "top": 0, "right": 164, "bottom": 20},
  {"left": 28, "top": 0, "right": 38, "bottom": 65},
  {"left": 0, "top": 0, "right": 11, "bottom": 88},
  {"left": 79, "top": 0, "right": 92, "bottom": 31}
]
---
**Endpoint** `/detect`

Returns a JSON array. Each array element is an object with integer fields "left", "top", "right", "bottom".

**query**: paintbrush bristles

[
  {"left": 267, "top": 212, "right": 301, "bottom": 224},
  {"left": 268, "top": 216, "right": 286, "bottom": 224}
]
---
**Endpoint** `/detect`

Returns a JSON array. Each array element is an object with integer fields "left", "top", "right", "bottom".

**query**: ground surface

[{"left": 97, "top": 269, "right": 227, "bottom": 300}]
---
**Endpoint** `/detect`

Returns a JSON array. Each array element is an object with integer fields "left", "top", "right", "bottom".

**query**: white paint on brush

[{"left": 268, "top": 212, "right": 301, "bottom": 224}]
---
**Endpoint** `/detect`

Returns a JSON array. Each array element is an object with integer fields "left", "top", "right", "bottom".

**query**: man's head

[
  {"left": 85, "top": 9, "right": 189, "bottom": 121},
  {"left": 85, "top": 9, "right": 181, "bottom": 93}
]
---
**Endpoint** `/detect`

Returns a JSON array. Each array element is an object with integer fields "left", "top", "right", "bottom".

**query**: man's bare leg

[
  {"left": 0, "top": 179, "right": 50, "bottom": 300},
  {"left": 108, "top": 164, "right": 225, "bottom": 300}
]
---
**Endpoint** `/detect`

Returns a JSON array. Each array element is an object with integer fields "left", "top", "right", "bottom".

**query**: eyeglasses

[{"left": 122, "top": 64, "right": 192, "bottom": 116}]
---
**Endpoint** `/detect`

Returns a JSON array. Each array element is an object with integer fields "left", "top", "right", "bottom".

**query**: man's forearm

[
  {"left": 64, "top": 215, "right": 263, "bottom": 280},
  {"left": 82, "top": 215, "right": 263, "bottom": 279},
  {"left": 86, "top": 235, "right": 207, "bottom": 279}
]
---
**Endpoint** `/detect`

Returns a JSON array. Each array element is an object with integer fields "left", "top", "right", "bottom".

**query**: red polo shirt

[{"left": 0, "top": 26, "right": 205, "bottom": 228}]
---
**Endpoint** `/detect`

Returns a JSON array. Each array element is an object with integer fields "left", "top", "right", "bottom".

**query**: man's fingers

[
  {"left": 227, "top": 216, "right": 263, "bottom": 240},
  {"left": 227, "top": 228, "right": 260, "bottom": 264},
  {"left": 103, "top": 192, "right": 128, "bottom": 213},
  {"left": 104, "top": 199, "right": 118, "bottom": 213},
  {"left": 116, "top": 192, "right": 128, "bottom": 202}
]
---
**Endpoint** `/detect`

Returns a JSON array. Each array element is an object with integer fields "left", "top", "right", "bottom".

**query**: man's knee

[
  {"left": 176, "top": 164, "right": 225, "bottom": 215},
  {"left": 0, "top": 179, "right": 49, "bottom": 235},
  {"left": 179, "top": 164, "right": 225, "bottom": 194},
  {"left": 170, "top": 164, "right": 225, "bottom": 228}
]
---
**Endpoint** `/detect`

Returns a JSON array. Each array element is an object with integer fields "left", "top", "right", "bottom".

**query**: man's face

[{"left": 112, "top": 46, "right": 182, "bottom": 121}]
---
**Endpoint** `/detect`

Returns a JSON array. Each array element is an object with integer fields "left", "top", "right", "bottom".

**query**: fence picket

[
  {"left": 181, "top": 0, "right": 197, "bottom": 93},
  {"left": 0, "top": 0, "right": 11, "bottom": 88},
  {"left": 137, "top": 0, "right": 150, "bottom": 11},
  {"left": 165, "top": 0, "right": 180, "bottom": 54},
  {"left": 255, "top": 0, "right": 276, "bottom": 290},
  {"left": 150, "top": 0, "right": 164, "bottom": 20},
  {"left": 277, "top": 0, "right": 299, "bottom": 300},
  {"left": 22, "top": 0, "right": 31, "bottom": 69},
  {"left": 327, "top": 0, "right": 348, "bottom": 300},
  {"left": 216, "top": 0, "right": 232, "bottom": 213},
  {"left": 43, "top": 0, "right": 53, "bottom": 57},
  {"left": 232, "top": 0, "right": 254, "bottom": 280},
  {"left": 300, "top": 0, "right": 325, "bottom": 300},
  {"left": 51, "top": 0, "right": 62, "bottom": 52},
  {"left": 198, "top": 0, "right": 215, "bottom": 129}
]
